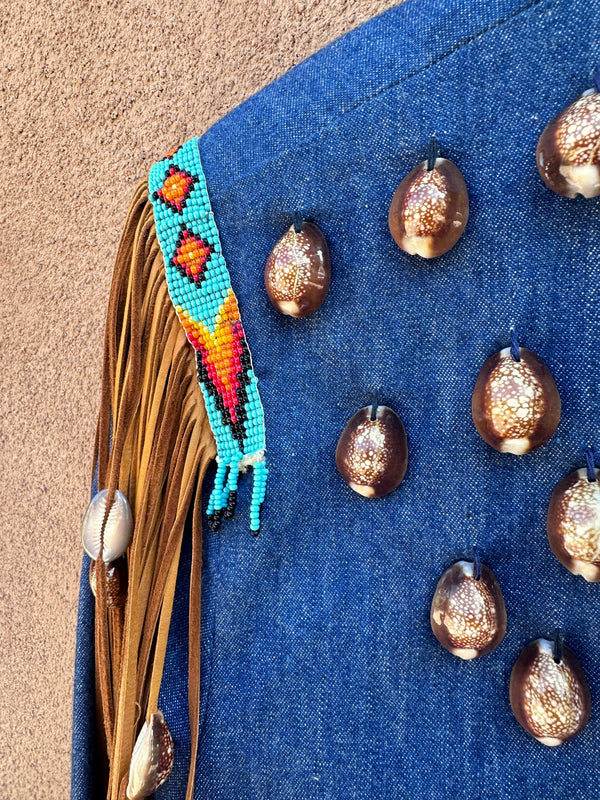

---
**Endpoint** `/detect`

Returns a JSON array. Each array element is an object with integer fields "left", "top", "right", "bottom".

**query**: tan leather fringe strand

[{"left": 90, "top": 181, "right": 216, "bottom": 800}]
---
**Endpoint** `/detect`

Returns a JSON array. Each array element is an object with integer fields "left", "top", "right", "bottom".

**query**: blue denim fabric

[{"left": 72, "top": 1, "right": 600, "bottom": 797}]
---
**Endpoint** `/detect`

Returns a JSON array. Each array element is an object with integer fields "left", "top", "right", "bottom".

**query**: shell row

[
  {"left": 430, "top": 555, "right": 591, "bottom": 746},
  {"left": 263, "top": 83, "right": 600, "bottom": 324},
  {"left": 333, "top": 337, "right": 563, "bottom": 502}
]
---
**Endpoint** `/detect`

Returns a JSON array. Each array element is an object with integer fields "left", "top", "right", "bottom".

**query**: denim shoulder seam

[
  {"left": 358, "top": 0, "right": 548, "bottom": 116},
  {"left": 204, "top": 0, "right": 551, "bottom": 199}
]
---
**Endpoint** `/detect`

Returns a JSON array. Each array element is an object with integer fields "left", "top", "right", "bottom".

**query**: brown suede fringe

[{"left": 90, "top": 181, "right": 216, "bottom": 800}]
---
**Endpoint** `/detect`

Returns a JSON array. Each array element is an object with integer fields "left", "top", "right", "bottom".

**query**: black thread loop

[
  {"left": 370, "top": 399, "right": 379, "bottom": 421},
  {"left": 553, "top": 628, "right": 564, "bottom": 664},
  {"left": 292, "top": 212, "right": 303, "bottom": 233},
  {"left": 586, "top": 446, "right": 597, "bottom": 482},
  {"left": 510, "top": 329, "right": 521, "bottom": 362},
  {"left": 427, "top": 134, "right": 439, "bottom": 171},
  {"left": 472, "top": 545, "right": 482, "bottom": 581}
]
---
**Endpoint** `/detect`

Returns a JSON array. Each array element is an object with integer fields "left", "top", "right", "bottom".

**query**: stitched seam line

[
  {"left": 212, "top": 0, "right": 551, "bottom": 197},
  {"left": 340, "top": 0, "right": 549, "bottom": 121}
]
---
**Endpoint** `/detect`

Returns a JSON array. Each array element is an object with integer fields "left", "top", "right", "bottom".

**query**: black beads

[
  {"left": 547, "top": 466, "right": 600, "bottom": 582},
  {"left": 472, "top": 344, "right": 561, "bottom": 454},
  {"left": 537, "top": 87, "right": 600, "bottom": 198},
  {"left": 430, "top": 558, "right": 506, "bottom": 660},
  {"left": 388, "top": 138, "right": 469, "bottom": 258},
  {"left": 510, "top": 637, "right": 591, "bottom": 746},
  {"left": 335, "top": 404, "right": 407, "bottom": 497},
  {"left": 265, "top": 219, "right": 330, "bottom": 317}
]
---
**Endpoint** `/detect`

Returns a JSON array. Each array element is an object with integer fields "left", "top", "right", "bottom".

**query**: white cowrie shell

[
  {"left": 81, "top": 489, "right": 133, "bottom": 563},
  {"left": 127, "top": 710, "right": 174, "bottom": 799}
]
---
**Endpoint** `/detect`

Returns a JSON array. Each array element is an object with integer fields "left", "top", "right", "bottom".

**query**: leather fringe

[{"left": 91, "top": 181, "right": 216, "bottom": 800}]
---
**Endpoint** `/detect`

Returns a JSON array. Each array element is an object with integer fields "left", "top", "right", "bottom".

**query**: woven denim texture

[{"left": 72, "top": 0, "right": 600, "bottom": 797}]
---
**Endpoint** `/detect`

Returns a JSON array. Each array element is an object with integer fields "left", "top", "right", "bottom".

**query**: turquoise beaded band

[{"left": 148, "top": 138, "right": 267, "bottom": 533}]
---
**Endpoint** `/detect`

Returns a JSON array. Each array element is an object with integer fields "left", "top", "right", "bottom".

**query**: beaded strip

[{"left": 148, "top": 138, "right": 267, "bottom": 533}]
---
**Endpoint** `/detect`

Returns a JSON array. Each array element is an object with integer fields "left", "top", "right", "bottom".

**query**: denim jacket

[{"left": 72, "top": 1, "right": 600, "bottom": 797}]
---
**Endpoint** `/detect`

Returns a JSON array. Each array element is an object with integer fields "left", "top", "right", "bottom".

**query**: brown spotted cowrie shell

[
  {"left": 547, "top": 467, "right": 600, "bottom": 581},
  {"left": 264, "top": 220, "right": 330, "bottom": 317},
  {"left": 89, "top": 556, "right": 128, "bottom": 607},
  {"left": 472, "top": 346, "right": 561, "bottom": 455},
  {"left": 510, "top": 638, "right": 591, "bottom": 746},
  {"left": 537, "top": 89, "right": 600, "bottom": 198},
  {"left": 335, "top": 404, "right": 408, "bottom": 498},
  {"left": 127, "top": 710, "right": 175, "bottom": 799},
  {"left": 430, "top": 560, "right": 506, "bottom": 659},
  {"left": 388, "top": 155, "right": 469, "bottom": 258}
]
